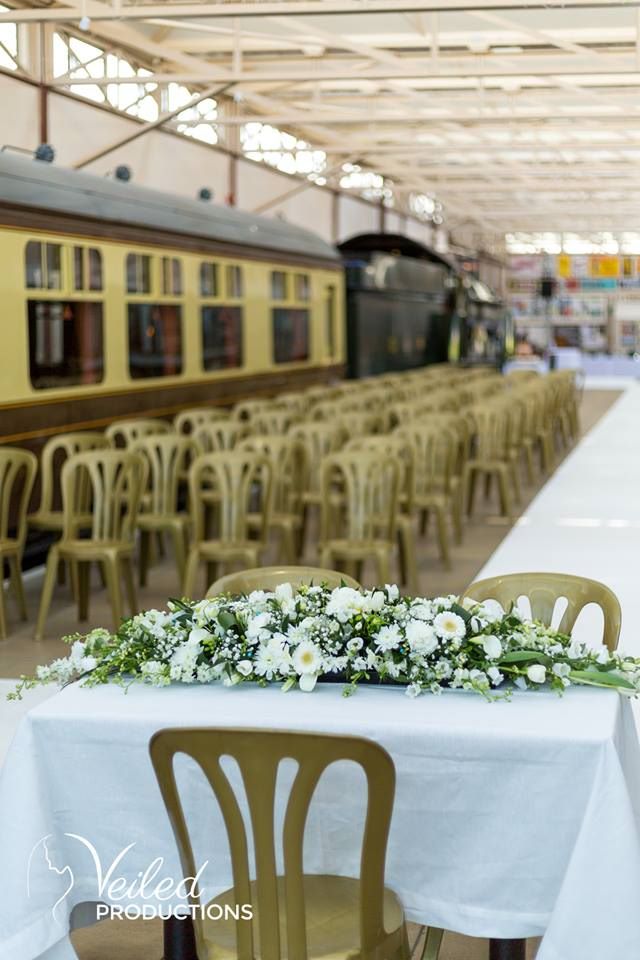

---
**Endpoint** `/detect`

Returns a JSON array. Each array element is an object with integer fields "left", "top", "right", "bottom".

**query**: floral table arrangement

[{"left": 10, "top": 584, "right": 640, "bottom": 701}]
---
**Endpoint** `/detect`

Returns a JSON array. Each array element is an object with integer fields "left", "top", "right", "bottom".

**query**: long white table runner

[{"left": 1, "top": 681, "right": 640, "bottom": 960}]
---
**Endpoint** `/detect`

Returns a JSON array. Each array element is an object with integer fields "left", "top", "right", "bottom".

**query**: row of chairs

[{"left": 0, "top": 365, "right": 580, "bottom": 638}]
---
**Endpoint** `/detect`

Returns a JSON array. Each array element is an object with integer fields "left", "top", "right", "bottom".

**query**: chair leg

[
  {"left": 434, "top": 505, "right": 451, "bottom": 570},
  {"left": 451, "top": 488, "right": 463, "bottom": 545},
  {"left": 374, "top": 549, "right": 391, "bottom": 586},
  {"left": 9, "top": 555, "right": 27, "bottom": 620},
  {"left": 465, "top": 465, "right": 478, "bottom": 518},
  {"left": 170, "top": 526, "right": 187, "bottom": 588},
  {"left": 419, "top": 926, "right": 445, "bottom": 960},
  {"left": 35, "top": 549, "right": 60, "bottom": 641},
  {"left": 139, "top": 530, "right": 151, "bottom": 587},
  {"left": 0, "top": 571, "right": 7, "bottom": 640},
  {"left": 102, "top": 558, "right": 123, "bottom": 631},
  {"left": 122, "top": 557, "right": 137, "bottom": 617},
  {"left": 398, "top": 523, "right": 418, "bottom": 595},
  {"left": 524, "top": 443, "right": 535, "bottom": 484},
  {"left": 183, "top": 548, "right": 200, "bottom": 598},
  {"left": 77, "top": 562, "right": 90, "bottom": 621},
  {"left": 496, "top": 468, "right": 512, "bottom": 521},
  {"left": 510, "top": 460, "right": 522, "bottom": 505},
  {"left": 279, "top": 524, "right": 297, "bottom": 565},
  {"left": 419, "top": 508, "right": 429, "bottom": 537}
]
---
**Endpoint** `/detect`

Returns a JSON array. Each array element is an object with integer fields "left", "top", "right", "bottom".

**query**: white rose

[
  {"left": 236, "top": 660, "right": 253, "bottom": 676},
  {"left": 527, "top": 664, "right": 546, "bottom": 684},
  {"left": 482, "top": 635, "right": 502, "bottom": 660}
]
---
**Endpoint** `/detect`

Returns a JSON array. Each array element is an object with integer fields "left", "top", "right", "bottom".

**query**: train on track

[{"left": 0, "top": 151, "right": 512, "bottom": 451}]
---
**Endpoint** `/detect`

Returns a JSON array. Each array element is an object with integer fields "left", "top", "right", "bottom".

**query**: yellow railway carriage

[{"left": 0, "top": 153, "right": 345, "bottom": 448}]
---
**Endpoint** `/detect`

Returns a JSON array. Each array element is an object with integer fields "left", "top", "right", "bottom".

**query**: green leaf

[
  {"left": 499, "top": 650, "right": 550, "bottom": 664},
  {"left": 569, "top": 669, "right": 636, "bottom": 691}
]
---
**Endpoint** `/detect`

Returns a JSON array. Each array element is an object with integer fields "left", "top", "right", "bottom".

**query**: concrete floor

[{"left": 1, "top": 389, "right": 621, "bottom": 960}]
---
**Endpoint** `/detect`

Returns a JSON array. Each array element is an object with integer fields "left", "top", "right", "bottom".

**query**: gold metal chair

[
  {"left": 320, "top": 452, "right": 400, "bottom": 586},
  {"left": 464, "top": 572, "right": 621, "bottom": 652},
  {"left": 249, "top": 408, "right": 295, "bottom": 436},
  {"left": 174, "top": 407, "right": 230, "bottom": 435},
  {"left": 34, "top": 450, "right": 145, "bottom": 638},
  {"left": 150, "top": 728, "right": 415, "bottom": 960},
  {"left": 0, "top": 448, "right": 37, "bottom": 638},
  {"left": 133, "top": 435, "right": 193, "bottom": 588},
  {"left": 289, "top": 422, "right": 343, "bottom": 555},
  {"left": 207, "top": 565, "right": 361, "bottom": 595},
  {"left": 105, "top": 417, "right": 173, "bottom": 448},
  {"left": 29, "top": 432, "right": 111, "bottom": 537},
  {"left": 183, "top": 451, "right": 273, "bottom": 598}
]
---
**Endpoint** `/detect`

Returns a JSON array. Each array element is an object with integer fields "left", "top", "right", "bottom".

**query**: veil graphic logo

[{"left": 26, "top": 833, "right": 213, "bottom": 922}]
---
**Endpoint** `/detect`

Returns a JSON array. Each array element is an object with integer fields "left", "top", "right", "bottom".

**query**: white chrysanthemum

[
  {"left": 325, "top": 587, "right": 368, "bottom": 622},
  {"left": 287, "top": 623, "right": 310, "bottom": 644},
  {"left": 410, "top": 600, "right": 433, "bottom": 621},
  {"left": 405, "top": 619, "right": 438, "bottom": 656},
  {"left": 254, "top": 637, "right": 291, "bottom": 679},
  {"left": 292, "top": 640, "right": 323, "bottom": 676},
  {"left": 433, "top": 611, "right": 466, "bottom": 641},
  {"left": 375, "top": 624, "right": 402, "bottom": 652}
]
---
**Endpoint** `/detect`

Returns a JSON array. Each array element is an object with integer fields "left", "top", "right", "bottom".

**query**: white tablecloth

[{"left": 1, "top": 682, "right": 640, "bottom": 960}]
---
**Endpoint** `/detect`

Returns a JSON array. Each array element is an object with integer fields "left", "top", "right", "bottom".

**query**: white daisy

[
  {"left": 433, "top": 611, "right": 466, "bottom": 641},
  {"left": 292, "top": 640, "right": 323, "bottom": 676}
]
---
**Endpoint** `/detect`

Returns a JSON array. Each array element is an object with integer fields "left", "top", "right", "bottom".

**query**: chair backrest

[
  {"left": 394, "top": 424, "right": 444, "bottom": 499},
  {"left": 105, "top": 418, "right": 173, "bottom": 448},
  {"left": 193, "top": 421, "right": 244, "bottom": 454},
  {"left": 0, "top": 448, "right": 37, "bottom": 545},
  {"left": 174, "top": 407, "right": 230, "bottom": 435},
  {"left": 133, "top": 434, "right": 193, "bottom": 515},
  {"left": 150, "top": 728, "right": 395, "bottom": 960},
  {"left": 250, "top": 409, "right": 294, "bottom": 436},
  {"left": 346, "top": 435, "right": 415, "bottom": 515},
  {"left": 289, "top": 422, "right": 342, "bottom": 496},
  {"left": 321, "top": 452, "right": 399, "bottom": 544},
  {"left": 464, "top": 572, "right": 622, "bottom": 652},
  {"left": 35, "top": 431, "right": 110, "bottom": 514},
  {"left": 232, "top": 399, "right": 273, "bottom": 422},
  {"left": 207, "top": 565, "right": 361, "bottom": 595},
  {"left": 468, "top": 403, "right": 510, "bottom": 461},
  {"left": 189, "top": 451, "right": 273, "bottom": 544},
  {"left": 238, "top": 435, "right": 304, "bottom": 516},
  {"left": 60, "top": 450, "right": 145, "bottom": 543}
]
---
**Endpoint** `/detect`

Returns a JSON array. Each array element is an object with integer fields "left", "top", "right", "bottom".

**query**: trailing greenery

[{"left": 9, "top": 584, "right": 640, "bottom": 702}]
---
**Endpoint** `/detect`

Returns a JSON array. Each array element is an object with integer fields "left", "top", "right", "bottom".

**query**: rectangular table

[{"left": 1, "top": 681, "right": 640, "bottom": 960}]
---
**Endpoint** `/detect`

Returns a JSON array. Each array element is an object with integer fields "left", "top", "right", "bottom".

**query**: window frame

[
  {"left": 269, "top": 268, "right": 313, "bottom": 365},
  {"left": 198, "top": 258, "right": 245, "bottom": 372}
]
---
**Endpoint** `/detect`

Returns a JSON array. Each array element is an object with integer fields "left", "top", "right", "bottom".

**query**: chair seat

[
  {"left": 192, "top": 540, "right": 262, "bottom": 561},
  {"left": 57, "top": 540, "right": 134, "bottom": 561},
  {"left": 202, "top": 874, "right": 408, "bottom": 960},
  {"left": 0, "top": 539, "right": 19, "bottom": 557},
  {"left": 29, "top": 510, "right": 93, "bottom": 531},
  {"left": 322, "top": 538, "right": 393, "bottom": 557},
  {"left": 137, "top": 513, "right": 189, "bottom": 531}
]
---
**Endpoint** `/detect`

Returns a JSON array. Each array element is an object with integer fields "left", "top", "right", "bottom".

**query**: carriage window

[
  {"left": 201, "top": 306, "right": 243, "bottom": 370},
  {"left": 25, "top": 241, "right": 62, "bottom": 290},
  {"left": 162, "top": 257, "right": 183, "bottom": 296},
  {"left": 273, "top": 308, "right": 310, "bottom": 364},
  {"left": 126, "top": 253, "right": 151, "bottom": 294},
  {"left": 73, "top": 247, "right": 103, "bottom": 291},
  {"left": 28, "top": 301, "right": 104, "bottom": 389},
  {"left": 128, "top": 304, "right": 183, "bottom": 379},
  {"left": 271, "top": 271, "right": 287, "bottom": 300},
  {"left": 226, "top": 265, "right": 243, "bottom": 298},
  {"left": 200, "top": 261, "right": 218, "bottom": 298},
  {"left": 295, "top": 273, "right": 310, "bottom": 301}
]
